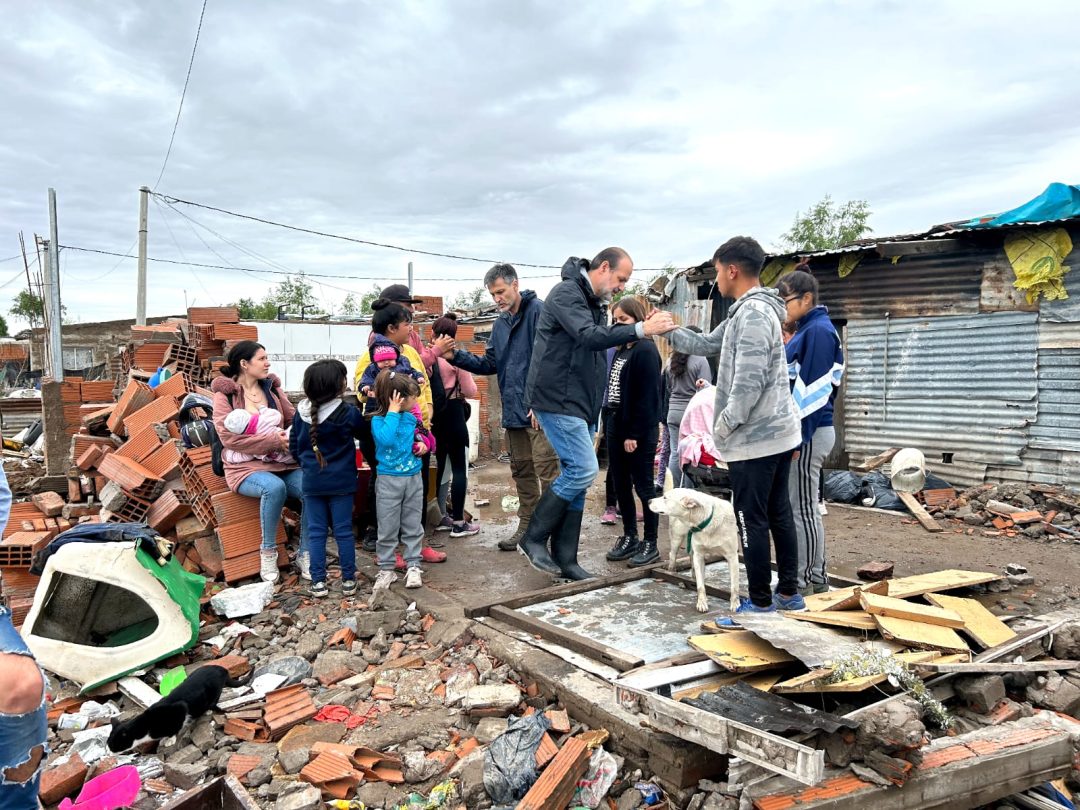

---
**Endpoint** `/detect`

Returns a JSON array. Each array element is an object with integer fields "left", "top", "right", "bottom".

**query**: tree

[
  {"left": 9, "top": 289, "right": 66, "bottom": 329},
  {"left": 778, "top": 195, "right": 872, "bottom": 252},
  {"left": 0, "top": 315, "right": 8, "bottom": 337},
  {"left": 231, "top": 273, "right": 324, "bottom": 320},
  {"left": 451, "top": 285, "right": 488, "bottom": 312},
  {"left": 338, "top": 283, "right": 381, "bottom": 316}
]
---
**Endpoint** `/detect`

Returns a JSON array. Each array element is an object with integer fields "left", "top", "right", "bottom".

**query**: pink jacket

[
  {"left": 678, "top": 385, "right": 722, "bottom": 468},
  {"left": 211, "top": 374, "right": 299, "bottom": 492},
  {"left": 435, "top": 358, "right": 477, "bottom": 399}
]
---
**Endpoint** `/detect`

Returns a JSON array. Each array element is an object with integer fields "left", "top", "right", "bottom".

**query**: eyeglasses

[{"left": 783, "top": 295, "right": 803, "bottom": 304}]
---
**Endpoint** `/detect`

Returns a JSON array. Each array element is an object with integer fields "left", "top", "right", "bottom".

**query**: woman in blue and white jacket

[{"left": 778, "top": 268, "right": 844, "bottom": 596}]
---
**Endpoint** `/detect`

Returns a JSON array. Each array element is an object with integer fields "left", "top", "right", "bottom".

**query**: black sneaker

[{"left": 606, "top": 535, "right": 640, "bottom": 562}]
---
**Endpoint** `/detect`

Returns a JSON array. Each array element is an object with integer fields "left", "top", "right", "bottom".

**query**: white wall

[{"left": 246, "top": 321, "right": 372, "bottom": 392}]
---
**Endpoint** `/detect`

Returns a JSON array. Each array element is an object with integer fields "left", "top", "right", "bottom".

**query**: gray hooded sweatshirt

[{"left": 667, "top": 286, "right": 801, "bottom": 463}]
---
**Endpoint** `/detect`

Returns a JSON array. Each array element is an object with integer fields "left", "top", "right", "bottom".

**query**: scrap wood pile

[
  {"left": 33, "top": 575, "right": 666, "bottom": 810},
  {"left": 617, "top": 568, "right": 1080, "bottom": 807},
  {"left": 0, "top": 307, "right": 296, "bottom": 628}
]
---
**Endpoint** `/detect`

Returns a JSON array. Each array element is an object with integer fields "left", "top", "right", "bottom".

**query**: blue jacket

[
  {"left": 785, "top": 306, "right": 845, "bottom": 445},
  {"left": 450, "top": 289, "right": 543, "bottom": 429},
  {"left": 371, "top": 410, "right": 423, "bottom": 477},
  {"left": 290, "top": 399, "right": 365, "bottom": 496}
]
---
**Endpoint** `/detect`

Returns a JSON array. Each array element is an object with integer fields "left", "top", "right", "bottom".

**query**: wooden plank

[
  {"left": 852, "top": 447, "right": 899, "bottom": 474},
  {"left": 925, "top": 593, "right": 1017, "bottom": 649},
  {"left": 916, "top": 660, "right": 1079, "bottom": 674},
  {"left": 873, "top": 615, "right": 970, "bottom": 654},
  {"left": 897, "top": 490, "right": 944, "bottom": 532},
  {"left": 824, "top": 580, "right": 889, "bottom": 612},
  {"left": 617, "top": 659, "right": 722, "bottom": 692},
  {"left": 688, "top": 632, "right": 796, "bottom": 673},
  {"left": 807, "top": 569, "right": 1002, "bottom": 612},
  {"left": 672, "top": 671, "right": 783, "bottom": 701},
  {"left": 785, "top": 610, "right": 878, "bottom": 631},
  {"left": 772, "top": 652, "right": 942, "bottom": 695},
  {"left": 464, "top": 566, "right": 657, "bottom": 618},
  {"left": 860, "top": 591, "right": 965, "bottom": 628},
  {"left": 489, "top": 606, "right": 644, "bottom": 672}
]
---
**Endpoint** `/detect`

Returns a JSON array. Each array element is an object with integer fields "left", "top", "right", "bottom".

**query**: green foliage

[
  {"left": 232, "top": 273, "right": 324, "bottom": 320},
  {"left": 451, "top": 285, "right": 488, "bottom": 312},
  {"left": 779, "top": 195, "right": 872, "bottom": 252},
  {"left": 0, "top": 315, "right": 8, "bottom": 337},
  {"left": 9, "top": 289, "right": 66, "bottom": 328},
  {"left": 340, "top": 283, "right": 382, "bottom": 316}
]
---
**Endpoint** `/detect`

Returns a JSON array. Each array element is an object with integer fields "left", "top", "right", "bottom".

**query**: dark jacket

[
  {"left": 358, "top": 335, "right": 425, "bottom": 416},
  {"left": 289, "top": 399, "right": 365, "bottom": 497},
  {"left": 608, "top": 339, "right": 662, "bottom": 442},
  {"left": 525, "top": 258, "right": 638, "bottom": 424},
  {"left": 450, "top": 289, "right": 542, "bottom": 429}
]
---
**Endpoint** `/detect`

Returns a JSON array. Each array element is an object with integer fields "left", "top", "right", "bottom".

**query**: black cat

[{"left": 107, "top": 664, "right": 249, "bottom": 752}]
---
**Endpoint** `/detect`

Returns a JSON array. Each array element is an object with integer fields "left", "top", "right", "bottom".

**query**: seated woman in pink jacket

[{"left": 430, "top": 314, "right": 480, "bottom": 538}]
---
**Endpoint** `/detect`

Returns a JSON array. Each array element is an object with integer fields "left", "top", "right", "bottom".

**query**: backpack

[{"left": 178, "top": 393, "right": 215, "bottom": 450}]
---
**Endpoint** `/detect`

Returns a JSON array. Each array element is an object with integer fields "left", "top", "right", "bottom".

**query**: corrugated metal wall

[{"left": 844, "top": 312, "right": 1038, "bottom": 487}]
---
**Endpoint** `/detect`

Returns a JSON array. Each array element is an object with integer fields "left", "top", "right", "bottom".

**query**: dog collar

[{"left": 685, "top": 505, "right": 715, "bottom": 552}]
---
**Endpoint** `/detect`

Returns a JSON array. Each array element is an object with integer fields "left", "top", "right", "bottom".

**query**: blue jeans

[
  {"left": 305, "top": 493, "right": 357, "bottom": 584},
  {"left": 532, "top": 411, "right": 598, "bottom": 511},
  {"left": 237, "top": 469, "right": 308, "bottom": 552},
  {"left": 0, "top": 607, "right": 48, "bottom": 810}
]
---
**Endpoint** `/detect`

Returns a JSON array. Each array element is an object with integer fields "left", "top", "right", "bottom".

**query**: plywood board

[
  {"left": 803, "top": 569, "right": 1001, "bottom": 612},
  {"left": 860, "top": 591, "right": 965, "bottom": 628},
  {"left": 688, "top": 632, "right": 796, "bottom": 673},
  {"left": 823, "top": 580, "right": 889, "bottom": 612},
  {"left": 672, "top": 671, "right": 784, "bottom": 701},
  {"left": 925, "top": 593, "right": 1016, "bottom": 649},
  {"left": 873, "top": 615, "right": 970, "bottom": 654},
  {"left": 785, "top": 610, "right": 878, "bottom": 631}
]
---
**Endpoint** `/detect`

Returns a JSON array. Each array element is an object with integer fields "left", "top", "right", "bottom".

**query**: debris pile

[
  {"left": 932, "top": 482, "right": 1080, "bottom": 544},
  {"left": 30, "top": 571, "right": 690, "bottom": 810}
]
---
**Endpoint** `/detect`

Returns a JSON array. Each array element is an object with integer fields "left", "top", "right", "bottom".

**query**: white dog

[{"left": 649, "top": 488, "right": 740, "bottom": 613}]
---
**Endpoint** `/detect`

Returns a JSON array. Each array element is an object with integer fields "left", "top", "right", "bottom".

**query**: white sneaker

[
  {"left": 297, "top": 551, "right": 311, "bottom": 581},
  {"left": 405, "top": 566, "right": 423, "bottom": 589},
  {"left": 818, "top": 501, "right": 828, "bottom": 516},
  {"left": 373, "top": 570, "right": 398, "bottom": 591},
  {"left": 259, "top": 549, "right": 279, "bottom": 583}
]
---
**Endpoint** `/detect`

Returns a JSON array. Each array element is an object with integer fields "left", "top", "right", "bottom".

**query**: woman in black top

[{"left": 603, "top": 296, "right": 663, "bottom": 567}]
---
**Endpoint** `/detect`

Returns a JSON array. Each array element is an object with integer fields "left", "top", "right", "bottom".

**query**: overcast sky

[{"left": 2, "top": 0, "right": 1079, "bottom": 328}]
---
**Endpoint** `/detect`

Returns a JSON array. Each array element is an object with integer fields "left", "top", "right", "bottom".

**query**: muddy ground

[{"left": 415, "top": 461, "right": 1079, "bottom": 615}]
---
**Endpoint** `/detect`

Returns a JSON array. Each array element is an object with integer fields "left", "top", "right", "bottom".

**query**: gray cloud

[{"left": 2, "top": 0, "right": 1079, "bottom": 325}]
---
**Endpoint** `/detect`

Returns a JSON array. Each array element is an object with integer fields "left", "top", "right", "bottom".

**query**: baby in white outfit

[{"left": 222, "top": 407, "right": 295, "bottom": 464}]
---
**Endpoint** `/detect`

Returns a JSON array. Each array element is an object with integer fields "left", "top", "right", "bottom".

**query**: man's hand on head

[{"left": 643, "top": 309, "right": 676, "bottom": 336}]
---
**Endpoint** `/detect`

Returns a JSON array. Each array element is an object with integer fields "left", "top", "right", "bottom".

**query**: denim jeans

[
  {"left": 532, "top": 411, "right": 598, "bottom": 510},
  {"left": 305, "top": 493, "right": 357, "bottom": 584},
  {"left": 0, "top": 607, "right": 48, "bottom": 810},
  {"left": 236, "top": 468, "right": 308, "bottom": 552}
]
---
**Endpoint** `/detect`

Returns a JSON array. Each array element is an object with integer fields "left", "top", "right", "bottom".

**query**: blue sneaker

[
  {"left": 773, "top": 592, "right": 807, "bottom": 611},
  {"left": 735, "top": 596, "right": 776, "bottom": 614}
]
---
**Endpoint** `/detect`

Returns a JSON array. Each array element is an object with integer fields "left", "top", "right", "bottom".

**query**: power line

[
  {"left": 153, "top": 0, "right": 209, "bottom": 190},
  {"left": 0, "top": 255, "right": 23, "bottom": 264},
  {"left": 155, "top": 191, "right": 571, "bottom": 269}
]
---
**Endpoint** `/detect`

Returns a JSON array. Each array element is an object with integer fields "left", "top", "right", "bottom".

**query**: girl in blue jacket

[
  {"left": 290, "top": 359, "right": 365, "bottom": 599},
  {"left": 778, "top": 269, "right": 845, "bottom": 596}
]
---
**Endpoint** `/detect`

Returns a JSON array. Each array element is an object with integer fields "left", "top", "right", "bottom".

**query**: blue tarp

[{"left": 960, "top": 182, "right": 1080, "bottom": 228}]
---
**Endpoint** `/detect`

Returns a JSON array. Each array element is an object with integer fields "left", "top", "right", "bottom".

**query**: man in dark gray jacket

[
  {"left": 652, "top": 236, "right": 806, "bottom": 613},
  {"left": 438, "top": 263, "right": 559, "bottom": 550},
  {"left": 519, "top": 247, "right": 668, "bottom": 580}
]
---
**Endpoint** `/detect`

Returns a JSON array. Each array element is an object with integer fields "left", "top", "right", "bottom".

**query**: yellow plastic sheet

[
  {"left": 761, "top": 258, "right": 798, "bottom": 287},
  {"left": 1003, "top": 227, "right": 1073, "bottom": 304},
  {"left": 838, "top": 254, "right": 862, "bottom": 278}
]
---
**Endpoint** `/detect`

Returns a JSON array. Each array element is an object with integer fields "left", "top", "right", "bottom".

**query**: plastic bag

[
  {"left": 574, "top": 748, "right": 618, "bottom": 808},
  {"left": 483, "top": 713, "right": 550, "bottom": 804},
  {"left": 861, "top": 471, "right": 906, "bottom": 512},
  {"left": 824, "top": 471, "right": 863, "bottom": 504}
]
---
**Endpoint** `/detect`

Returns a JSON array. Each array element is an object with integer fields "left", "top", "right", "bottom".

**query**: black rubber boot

[
  {"left": 551, "top": 509, "right": 593, "bottom": 581},
  {"left": 517, "top": 489, "right": 566, "bottom": 575},
  {"left": 606, "top": 534, "right": 641, "bottom": 562},
  {"left": 628, "top": 538, "right": 660, "bottom": 568}
]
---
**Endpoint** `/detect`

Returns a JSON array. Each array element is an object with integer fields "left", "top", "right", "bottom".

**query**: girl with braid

[{"left": 290, "top": 359, "right": 365, "bottom": 598}]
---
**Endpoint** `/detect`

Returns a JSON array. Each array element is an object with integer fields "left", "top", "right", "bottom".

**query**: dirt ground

[{"left": 417, "top": 460, "right": 1080, "bottom": 615}]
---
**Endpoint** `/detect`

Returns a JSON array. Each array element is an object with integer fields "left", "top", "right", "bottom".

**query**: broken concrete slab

[
  {"left": 1026, "top": 671, "right": 1080, "bottom": 715},
  {"left": 352, "top": 610, "right": 406, "bottom": 639},
  {"left": 252, "top": 656, "right": 312, "bottom": 688},
  {"left": 462, "top": 683, "right": 522, "bottom": 715},
  {"left": 955, "top": 674, "right": 1007, "bottom": 715},
  {"left": 210, "top": 582, "right": 275, "bottom": 619}
]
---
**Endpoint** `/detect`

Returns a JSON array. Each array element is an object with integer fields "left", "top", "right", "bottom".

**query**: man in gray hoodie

[{"left": 650, "top": 236, "right": 805, "bottom": 612}]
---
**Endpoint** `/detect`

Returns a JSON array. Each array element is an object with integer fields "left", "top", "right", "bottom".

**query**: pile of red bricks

[{"left": 0, "top": 308, "right": 293, "bottom": 625}]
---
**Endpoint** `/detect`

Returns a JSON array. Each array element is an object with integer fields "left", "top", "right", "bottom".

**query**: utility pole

[
  {"left": 46, "top": 189, "right": 64, "bottom": 381},
  {"left": 407, "top": 261, "right": 414, "bottom": 291},
  {"left": 136, "top": 185, "right": 150, "bottom": 325}
]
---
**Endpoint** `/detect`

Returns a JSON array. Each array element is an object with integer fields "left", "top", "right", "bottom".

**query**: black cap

[{"left": 380, "top": 284, "right": 423, "bottom": 305}]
